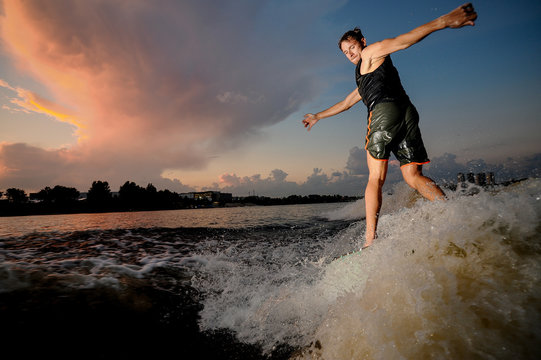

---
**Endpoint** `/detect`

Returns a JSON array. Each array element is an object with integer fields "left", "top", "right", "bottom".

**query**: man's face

[{"left": 340, "top": 38, "right": 364, "bottom": 65}]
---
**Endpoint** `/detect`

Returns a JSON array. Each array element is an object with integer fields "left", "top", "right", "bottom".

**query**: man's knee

[
  {"left": 368, "top": 176, "right": 385, "bottom": 189},
  {"left": 402, "top": 164, "right": 421, "bottom": 180}
]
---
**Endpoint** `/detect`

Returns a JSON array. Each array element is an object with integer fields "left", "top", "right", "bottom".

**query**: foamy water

[{"left": 192, "top": 180, "right": 541, "bottom": 359}]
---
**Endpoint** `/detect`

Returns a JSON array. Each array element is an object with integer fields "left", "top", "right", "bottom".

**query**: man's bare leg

[
  {"left": 364, "top": 154, "right": 388, "bottom": 248},
  {"left": 401, "top": 164, "right": 445, "bottom": 201}
]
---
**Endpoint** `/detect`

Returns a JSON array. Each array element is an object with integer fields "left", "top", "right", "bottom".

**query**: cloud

[
  {"left": 0, "top": 143, "right": 74, "bottom": 190},
  {"left": 217, "top": 91, "right": 264, "bottom": 105},
  {"left": 0, "top": 0, "right": 336, "bottom": 190},
  {"left": 0, "top": 79, "right": 15, "bottom": 91},
  {"left": 345, "top": 146, "right": 541, "bottom": 188},
  {"left": 214, "top": 168, "right": 365, "bottom": 197},
  {"left": 213, "top": 150, "right": 541, "bottom": 197},
  {"left": 216, "top": 170, "right": 299, "bottom": 197},
  {"left": 0, "top": 142, "right": 195, "bottom": 192},
  {"left": 425, "top": 152, "right": 541, "bottom": 184},
  {"left": 423, "top": 153, "right": 466, "bottom": 182},
  {"left": 270, "top": 169, "right": 288, "bottom": 182},
  {"left": 0, "top": 80, "right": 81, "bottom": 128},
  {"left": 345, "top": 146, "right": 367, "bottom": 175}
]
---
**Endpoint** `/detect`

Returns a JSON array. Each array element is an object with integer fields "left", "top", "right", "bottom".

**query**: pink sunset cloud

[
  {"left": 0, "top": 82, "right": 80, "bottom": 128},
  {"left": 0, "top": 0, "right": 324, "bottom": 191}
]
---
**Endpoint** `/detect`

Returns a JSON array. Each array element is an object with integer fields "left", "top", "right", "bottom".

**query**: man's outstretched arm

[
  {"left": 363, "top": 3, "right": 477, "bottom": 65},
  {"left": 303, "top": 88, "right": 362, "bottom": 131}
]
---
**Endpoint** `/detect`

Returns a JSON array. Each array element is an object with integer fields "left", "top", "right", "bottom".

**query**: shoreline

[{"left": 0, "top": 196, "right": 359, "bottom": 218}]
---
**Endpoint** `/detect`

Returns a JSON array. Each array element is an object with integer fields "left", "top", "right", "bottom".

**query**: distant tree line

[
  {"left": 0, "top": 181, "right": 194, "bottom": 216},
  {"left": 0, "top": 180, "right": 359, "bottom": 217}
]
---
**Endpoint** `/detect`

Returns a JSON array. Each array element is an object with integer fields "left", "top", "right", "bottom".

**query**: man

[{"left": 302, "top": 3, "right": 477, "bottom": 248}]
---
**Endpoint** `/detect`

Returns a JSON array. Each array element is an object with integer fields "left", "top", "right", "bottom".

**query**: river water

[{"left": 1, "top": 180, "right": 540, "bottom": 359}]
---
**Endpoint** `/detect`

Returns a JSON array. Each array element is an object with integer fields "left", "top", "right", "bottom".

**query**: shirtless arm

[
  {"left": 302, "top": 88, "right": 362, "bottom": 131},
  {"left": 362, "top": 3, "right": 477, "bottom": 70}
]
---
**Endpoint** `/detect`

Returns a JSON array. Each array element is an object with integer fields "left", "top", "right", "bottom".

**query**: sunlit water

[
  {"left": 1, "top": 180, "right": 540, "bottom": 359},
  {"left": 0, "top": 202, "right": 342, "bottom": 238}
]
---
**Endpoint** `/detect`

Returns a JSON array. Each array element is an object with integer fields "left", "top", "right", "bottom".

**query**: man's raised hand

[
  {"left": 302, "top": 113, "right": 319, "bottom": 131},
  {"left": 443, "top": 3, "right": 478, "bottom": 28}
]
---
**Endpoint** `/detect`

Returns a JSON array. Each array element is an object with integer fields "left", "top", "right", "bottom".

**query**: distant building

[
  {"left": 28, "top": 193, "right": 41, "bottom": 203},
  {"left": 474, "top": 173, "right": 486, "bottom": 186},
  {"left": 180, "top": 192, "right": 194, "bottom": 200},
  {"left": 180, "top": 191, "right": 232, "bottom": 203},
  {"left": 457, "top": 172, "right": 495, "bottom": 187},
  {"left": 486, "top": 173, "right": 495, "bottom": 186}
]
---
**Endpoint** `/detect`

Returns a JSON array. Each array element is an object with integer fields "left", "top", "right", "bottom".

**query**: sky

[{"left": 0, "top": 0, "right": 540, "bottom": 197}]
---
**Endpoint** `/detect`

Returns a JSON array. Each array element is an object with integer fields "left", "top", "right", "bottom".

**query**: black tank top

[{"left": 355, "top": 56, "right": 409, "bottom": 112}]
